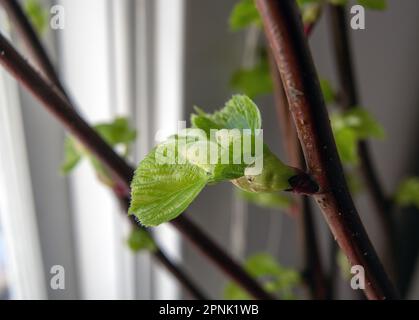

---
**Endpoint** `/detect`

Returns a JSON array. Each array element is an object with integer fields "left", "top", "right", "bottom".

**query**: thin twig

[
  {"left": 256, "top": 0, "right": 398, "bottom": 300},
  {"left": 0, "top": 0, "right": 69, "bottom": 100},
  {"left": 328, "top": 4, "right": 397, "bottom": 277},
  {"left": 0, "top": 32, "right": 273, "bottom": 300}
]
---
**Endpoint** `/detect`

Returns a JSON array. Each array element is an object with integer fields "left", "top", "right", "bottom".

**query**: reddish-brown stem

[
  {"left": 328, "top": 4, "right": 397, "bottom": 274},
  {"left": 269, "top": 51, "right": 327, "bottom": 299},
  {"left": 0, "top": 32, "right": 273, "bottom": 300},
  {"left": 0, "top": 0, "right": 69, "bottom": 100},
  {"left": 256, "top": 0, "right": 398, "bottom": 300}
]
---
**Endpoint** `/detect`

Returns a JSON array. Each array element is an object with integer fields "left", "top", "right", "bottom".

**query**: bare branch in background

[{"left": 328, "top": 4, "right": 397, "bottom": 279}]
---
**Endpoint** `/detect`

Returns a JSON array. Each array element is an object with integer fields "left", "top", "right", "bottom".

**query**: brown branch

[
  {"left": 256, "top": 0, "right": 398, "bottom": 300},
  {"left": 328, "top": 4, "right": 397, "bottom": 276},
  {"left": 0, "top": 32, "right": 273, "bottom": 300},
  {"left": 0, "top": 0, "right": 69, "bottom": 100},
  {"left": 269, "top": 51, "right": 327, "bottom": 299}
]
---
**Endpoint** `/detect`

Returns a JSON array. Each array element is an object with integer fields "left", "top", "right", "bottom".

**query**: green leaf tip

[
  {"left": 24, "top": 0, "right": 48, "bottom": 36},
  {"left": 191, "top": 95, "right": 262, "bottom": 133},
  {"left": 127, "top": 228, "right": 157, "bottom": 253}
]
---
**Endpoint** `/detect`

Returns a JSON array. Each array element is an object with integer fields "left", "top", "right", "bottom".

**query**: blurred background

[{"left": 1, "top": 0, "right": 419, "bottom": 300}]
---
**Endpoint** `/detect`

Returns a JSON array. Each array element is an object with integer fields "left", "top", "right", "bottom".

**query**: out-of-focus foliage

[
  {"left": 127, "top": 229, "right": 156, "bottom": 253},
  {"left": 24, "top": 0, "right": 48, "bottom": 35},
  {"left": 357, "top": 0, "right": 387, "bottom": 10},
  {"left": 331, "top": 108, "right": 384, "bottom": 165},
  {"left": 337, "top": 250, "right": 352, "bottom": 280},
  {"left": 320, "top": 78, "right": 337, "bottom": 105},
  {"left": 229, "top": 0, "right": 261, "bottom": 31},
  {"left": 239, "top": 190, "right": 292, "bottom": 209},
  {"left": 230, "top": 54, "right": 273, "bottom": 99},
  {"left": 224, "top": 253, "right": 301, "bottom": 299},
  {"left": 62, "top": 117, "right": 137, "bottom": 185},
  {"left": 395, "top": 177, "right": 419, "bottom": 209}
]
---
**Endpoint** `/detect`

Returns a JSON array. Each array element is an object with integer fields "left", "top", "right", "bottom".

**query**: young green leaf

[
  {"left": 224, "top": 253, "right": 301, "bottom": 300},
  {"left": 23, "top": 0, "right": 48, "bottom": 35},
  {"left": 357, "top": 0, "right": 387, "bottom": 10},
  {"left": 395, "top": 177, "right": 419, "bottom": 209},
  {"left": 320, "top": 78, "right": 336, "bottom": 105},
  {"left": 192, "top": 95, "right": 262, "bottom": 134},
  {"left": 130, "top": 96, "right": 317, "bottom": 227},
  {"left": 331, "top": 108, "right": 384, "bottom": 165},
  {"left": 94, "top": 117, "right": 137, "bottom": 147},
  {"left": 61, "top": 117, "right": 136, "bottom": 180},
  {"left": 232, "top": 145, "right": 297, "bottom": 193},
  {"left": 129, "top": 143, "right": 210, "bottom": 227},
  {"left": 299, "top": 2, "right": 322, "bottom": 24},
  {"left": 238, "top": 190, "right": 292, "bottom": 209},
  {"left": 230, "top": 56, "right": 273, "bottom": 99},
  {"left": 61, "top": 138, "right": 82, "bottom": 174},
  {"left": 127, "top": 228, "right": 156, "bottom": 253},
  {"left": 229, "top": 0, "right": 261, "bottom": 31}
]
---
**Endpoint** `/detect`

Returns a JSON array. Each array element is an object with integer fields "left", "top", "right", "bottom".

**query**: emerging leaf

[
  {"left": 333, "top": 126, "right": 358, "bottom": 165},
  {"left": 24, "top": 0, "right": 48, "bottom": 35},
  {"left": 229, "top": 0, "right": 261, "bottom": 31},
  {"left": 61, "top": 138, "right": 82, "bottom": 174},
  {"left": 127, "top": 228, "right": 156, "bottom": 252},
  {"left": 230, "top": 55, "right": 273, "bottom": 99},
  {"left": 192, "top": 95, "right": 262, "bottom": 134},
  {"left": 129, "top": 143, "right": 210, "bottom": 227},
  {"left": 395, "top": 177, "right": 419, "bottom": 209},
  {"left": 224, "top": 253, "right": 301, "bottom": 300},
  {"left": 61, "top": 117, "right": 136, "bottom": 182},
  {"left": 320, "top": 78, "right": 336, "bottom": 105},
  {"left": 300, "top": 2, "right": 322, "bottom": 24},
  {"left": 94, "top": 117, "right": 137, "bottom": 147},
  {"left": 331, "top": 108, "right": 384, "bottom": 165},
  {"left": 130, "top": 96, "right": 316, "bottom": 227}
]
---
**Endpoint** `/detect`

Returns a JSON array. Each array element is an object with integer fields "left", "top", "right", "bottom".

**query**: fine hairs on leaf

[
  {"left": 129, "top": 95, "right": 317, "bottom": 227},
  {"left": 224, "top": 253, "right": 301, "bottom": 300}
]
